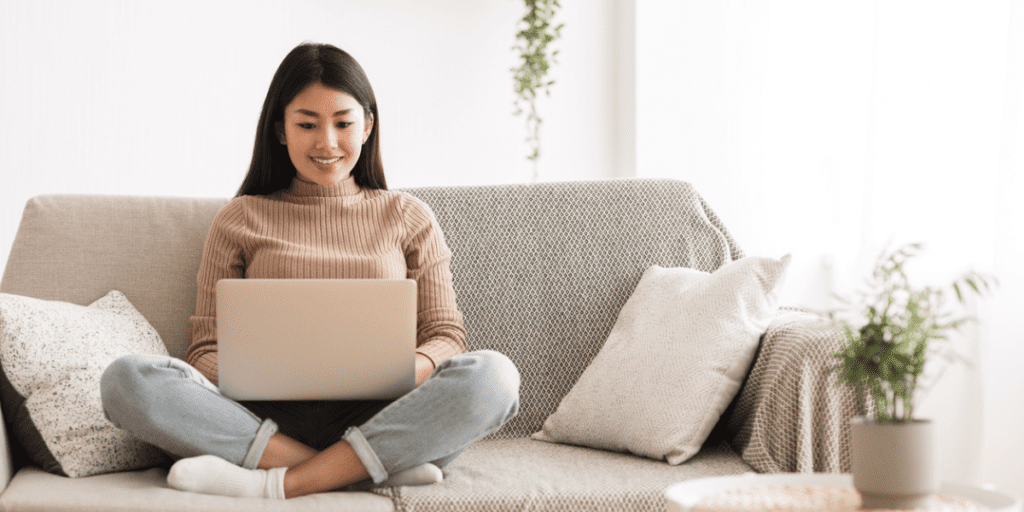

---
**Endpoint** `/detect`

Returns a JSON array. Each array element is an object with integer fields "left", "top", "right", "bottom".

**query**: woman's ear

[
  {"left": 275, "top": 121, "right": 286, "bottom": 145},
  {"left": 363, "top": 114, "right": 374, "bottom": 144}
]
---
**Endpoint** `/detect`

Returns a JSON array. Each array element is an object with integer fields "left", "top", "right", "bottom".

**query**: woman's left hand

[{"left": 415, "top": 353, "right": 435, "bottom": 387}]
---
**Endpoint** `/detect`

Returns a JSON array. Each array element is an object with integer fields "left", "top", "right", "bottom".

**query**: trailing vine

[{"left": 512, "top": 0, "right": 563, "bottom": 180}]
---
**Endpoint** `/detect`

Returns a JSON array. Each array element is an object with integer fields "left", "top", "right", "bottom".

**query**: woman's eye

[
  {"left": 336, "top": 122, "right": 352, "bottom": 129},
  {"left": 298, "top": 123, "right": 315, "bottom": 129}
]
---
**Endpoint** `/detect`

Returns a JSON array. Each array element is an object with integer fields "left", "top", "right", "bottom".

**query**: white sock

[
  {"left": 379, "top": 463, "right": 443, "bottom": 487},
  {"left": 167, "top": 455, "right": 287, "bottom": 499}
]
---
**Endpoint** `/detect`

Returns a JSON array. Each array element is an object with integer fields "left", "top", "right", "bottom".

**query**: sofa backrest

[
  {"left": 1, "top": 195, "right": 229, "bottom": 359},
  {"left": 401, "top": 178, "right": 743, "bottom": 438},
  {"left": 0, "top": 178, "right": 743, "bottom": 441}
]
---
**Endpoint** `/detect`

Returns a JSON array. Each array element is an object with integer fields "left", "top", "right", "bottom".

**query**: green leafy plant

[
  {"left": 825, "top": 243, "right": 997, "bottom": 423},
  {"left": 512, "top": 0, "right": 563, "bottom": 179}
]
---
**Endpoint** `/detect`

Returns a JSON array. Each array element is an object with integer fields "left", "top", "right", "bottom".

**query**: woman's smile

[{"left": 311, "top": 156, "right": 342, "bottom": 165}]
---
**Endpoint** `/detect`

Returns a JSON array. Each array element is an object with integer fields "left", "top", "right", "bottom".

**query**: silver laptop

[{"left": 216, "top": 279, "right": 417, "bottom": 401}]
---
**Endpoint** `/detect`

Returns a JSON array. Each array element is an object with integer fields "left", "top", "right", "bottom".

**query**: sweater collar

[{"left": 287, "top": 174, "right": 362, "bottom": 198}]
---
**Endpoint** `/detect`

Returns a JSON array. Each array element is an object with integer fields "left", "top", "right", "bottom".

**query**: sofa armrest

[{"left": 722, "top": 308, "right": 870, "bottom": 474}]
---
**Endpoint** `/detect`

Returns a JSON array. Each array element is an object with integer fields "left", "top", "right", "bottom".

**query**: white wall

[
  {"left": 0, "top": 0, "right": 626, "bottom": 273},
  {"left": 637, "top": 0, "right": 1024, "bottom": 498}
]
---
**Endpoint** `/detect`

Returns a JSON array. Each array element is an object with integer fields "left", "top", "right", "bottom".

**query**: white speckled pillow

[
  {"left": 0, "top": 291, "right": 170, "bottom": 477},
  {"left": 532, "top": 255, "right": 790, "bottom": 464}
]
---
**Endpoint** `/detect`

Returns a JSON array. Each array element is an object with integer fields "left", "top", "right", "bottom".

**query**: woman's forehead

[{"left": 286, "top": 83, "right": 362, "bottom": 117}]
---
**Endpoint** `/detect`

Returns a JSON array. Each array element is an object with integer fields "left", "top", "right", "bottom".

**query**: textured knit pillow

[
  {"left": 531, "top": 255, "right": 791, "bottom": 464},
  {"left": 0, "top": 291, "right": 170, "bottom": 477}
]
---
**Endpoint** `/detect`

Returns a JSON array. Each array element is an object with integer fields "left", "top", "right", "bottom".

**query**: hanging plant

[{"left": 512, "top": 0, "right": 563, "bottom": 180}]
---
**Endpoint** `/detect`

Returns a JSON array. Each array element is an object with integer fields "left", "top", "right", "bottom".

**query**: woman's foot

[{"left": 168, "top": 455, "right": 286, "bottom": 499}]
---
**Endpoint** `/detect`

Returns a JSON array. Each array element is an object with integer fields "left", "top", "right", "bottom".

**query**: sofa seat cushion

[
  {"left": 0, "top": 440, "right": 752, "bottom": 512},
  {"left": 0, "top": 466, "right": 395, "bottom": 512},
  {"left": 377, "top": 438, "right": 754, "bottom": 512}
]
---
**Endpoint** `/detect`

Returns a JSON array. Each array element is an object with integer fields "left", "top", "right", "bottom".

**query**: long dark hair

[{"left": 237, "top": 42, "right": 386, "bottom": 196}]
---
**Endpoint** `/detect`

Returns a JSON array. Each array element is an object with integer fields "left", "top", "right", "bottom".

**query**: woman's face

[{"left": 276, "top": 82, "right": 373, "bottom": 187}]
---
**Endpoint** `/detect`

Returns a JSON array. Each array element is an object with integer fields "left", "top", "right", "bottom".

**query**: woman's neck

[{"left": 288, "top": 173, "right": 361, "bottom": 198}]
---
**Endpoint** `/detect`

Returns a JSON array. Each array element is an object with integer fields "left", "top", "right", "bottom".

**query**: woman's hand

[{"left": 415, "top": 353, "right": 435, "bottom": 387}]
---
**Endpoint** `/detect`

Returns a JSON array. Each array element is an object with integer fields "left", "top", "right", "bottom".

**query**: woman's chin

[{"left": 296, "top": 170, "right": 352, "bottom": 187}]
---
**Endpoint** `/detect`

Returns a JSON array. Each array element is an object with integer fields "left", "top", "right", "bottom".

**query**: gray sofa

[{"left": 0, "top": 178, "right": 859, "bottom": 511}]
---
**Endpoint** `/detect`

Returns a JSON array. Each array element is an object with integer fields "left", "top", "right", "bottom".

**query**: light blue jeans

[{"left": 100, "top": 350, "right": 520, "bottom": 484}]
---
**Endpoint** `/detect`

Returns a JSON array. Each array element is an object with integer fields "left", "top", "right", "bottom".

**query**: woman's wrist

[{"left": 414, "top": 353, "right": 435, "bottom": 387}]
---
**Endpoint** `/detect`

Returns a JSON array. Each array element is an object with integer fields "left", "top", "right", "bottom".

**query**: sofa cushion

[
  {"left": 532, "top": 255, "right": 790, "bottom": 464},
  {"left": 0, "top": 466, "right": 395, "bottom": 512},
  {"left": 0, "top": 291, "right": 170, "bottom": 477},
  {"left": 375, "top": 438, "right": 754, "bottom": 512},
  {"left": 0, "top": 441, "right": 750, "bottom": 512}
]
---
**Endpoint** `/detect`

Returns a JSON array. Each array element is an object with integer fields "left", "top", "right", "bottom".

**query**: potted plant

[{"left": 824, "top": 242, "right": 996, "bottom": 509}]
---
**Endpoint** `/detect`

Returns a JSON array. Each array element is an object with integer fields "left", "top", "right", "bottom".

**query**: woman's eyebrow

[{"left": 292, "top": 108, "right": 353, "bottom": 117}]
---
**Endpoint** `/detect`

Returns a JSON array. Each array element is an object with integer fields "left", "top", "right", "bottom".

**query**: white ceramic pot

[{"left": 850, "top": 417, "right": 938, "bottom": 509}]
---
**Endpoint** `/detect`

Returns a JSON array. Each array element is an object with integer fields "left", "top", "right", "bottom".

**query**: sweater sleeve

[
  {"left": 401, "top": 195, "right": 467, "bottom": 366},
  {"left": 186, "top": 199, "right": 248, "bottom": 385}
]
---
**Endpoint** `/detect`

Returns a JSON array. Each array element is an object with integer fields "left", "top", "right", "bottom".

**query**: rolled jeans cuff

[
  {"left": 241, "top": 418, "right": 279, "bottom": 469},
  {"left": 343, "top": 426, "right": 388, "bottom": 484}
]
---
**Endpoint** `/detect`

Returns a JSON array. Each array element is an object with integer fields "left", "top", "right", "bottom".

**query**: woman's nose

[{"left": 316, "top": 127, "right": 338, "bottom": 148}]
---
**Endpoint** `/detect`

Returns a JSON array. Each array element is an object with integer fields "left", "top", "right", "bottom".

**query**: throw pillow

[
  {"left": 531, "top": 255, "right": 790, "bottom": 464},
  {"left": 0, "top": 291, "right": 170, "bottom": 477}
]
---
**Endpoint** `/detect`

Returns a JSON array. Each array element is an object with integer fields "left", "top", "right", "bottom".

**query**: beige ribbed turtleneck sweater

[{"left": 186, "top": 174, "right": 466, "bottom": 385}]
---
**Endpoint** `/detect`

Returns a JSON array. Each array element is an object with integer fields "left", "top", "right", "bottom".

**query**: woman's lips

[{"left": 310, "top": 156, "right": 342, "bottom": 164}]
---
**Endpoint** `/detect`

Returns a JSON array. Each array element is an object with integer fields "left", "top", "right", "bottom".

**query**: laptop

[{"left": 216, "top": 279, "right": 417, "bottom": 401}]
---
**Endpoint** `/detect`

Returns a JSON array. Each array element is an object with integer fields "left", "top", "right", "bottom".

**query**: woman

[{"left": 100, "top": 42, "right": 520, "bottom": 500}]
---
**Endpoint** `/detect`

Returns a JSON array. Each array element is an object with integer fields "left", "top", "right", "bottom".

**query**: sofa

[{"left": 0, "top": 178, "right": 860, "bottom": 511}]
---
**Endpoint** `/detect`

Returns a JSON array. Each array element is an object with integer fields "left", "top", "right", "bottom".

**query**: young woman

[{"left": 100, "top": 42, "right": 520, "bottom": 500}]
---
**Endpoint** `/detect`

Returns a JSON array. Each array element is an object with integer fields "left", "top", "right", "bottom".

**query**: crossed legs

[{"left": 100, "top": 350, "right": 520, "bottom": 499}]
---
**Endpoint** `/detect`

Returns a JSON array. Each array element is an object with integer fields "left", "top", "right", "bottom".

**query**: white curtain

[{"left": 637, "top": 0, "right": 1024, "bottom": 495}]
